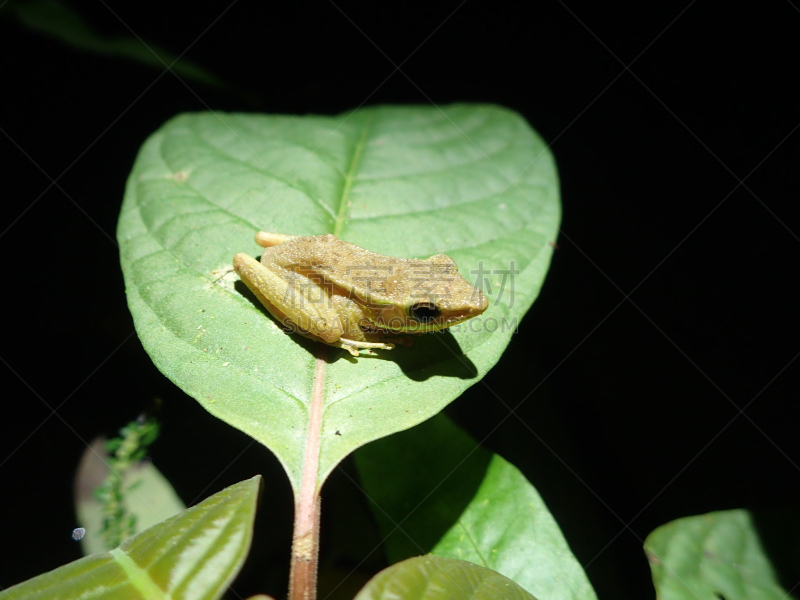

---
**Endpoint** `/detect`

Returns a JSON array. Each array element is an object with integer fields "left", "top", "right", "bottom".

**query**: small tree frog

[{"left": 233, "top": 232, "right": 488, "bottom": 356}]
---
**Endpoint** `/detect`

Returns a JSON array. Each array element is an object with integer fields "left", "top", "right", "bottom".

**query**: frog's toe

[
  {"left": 339, "top": 339, "right": 395, "bottom": 355},
  {"left": 338, "top": 341, "right": 361, "bottom": 356}
]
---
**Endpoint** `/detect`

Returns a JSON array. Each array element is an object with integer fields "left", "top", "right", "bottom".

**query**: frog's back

[{"left": 267, "top": 234, "right": 415, "bottom": 304}]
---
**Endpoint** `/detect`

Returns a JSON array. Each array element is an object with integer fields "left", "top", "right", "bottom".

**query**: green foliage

[
  {"left": 74, "top": 436, "right": 186, "bottom": 556},
  {"left": 7, "top": 99, "right": 793, "bottom": 599},
  {"left": 353, "top": 555, "right": 538, "bottom": 600},
  {"left": 90, "top": 416, "right": 161, "bottom": 549},
  {"left": 355, "top": 414, "right": 597, "bottom": 600},
  {"left": 3, "top": 0, "right": 227, "bottom": 89},
  {"left": 645, "top": 509, "right": 798, "bottom": 600},
  {"left": 117, "top": 105, "right": 561, "bottom": 492},
  {"left": 0, "top": 477, "right": 261, "bottom": 600}
]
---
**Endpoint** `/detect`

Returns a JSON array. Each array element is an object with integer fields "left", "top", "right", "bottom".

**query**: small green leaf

[
  {"left": 74, "top": 438, "right": 186, "bottom": 555},
  {"left": 118, "top": 105, "right": 560, "bottom": 492},
  {"left": 4, "top": 0, "right": 227, "bottom": 89},
  {"left": 355, "top": 414, "right": 596, "bottom": 600},
  {"left": 354, "top": 555, "right": 538, "bottom": 600},
  {"left": 1, "top": 476, "right": 260, "bottom": 600},
  {"left": 644, "top": 509, "right": 797, "bottom": 600}
]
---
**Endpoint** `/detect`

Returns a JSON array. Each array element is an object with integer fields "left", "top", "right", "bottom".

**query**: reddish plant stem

[
  {"left": 288, "top": 494, "right": 321, "bottom": 600},
  {"left": 288, "top": 347, "right": 327, "bottom": 600}
]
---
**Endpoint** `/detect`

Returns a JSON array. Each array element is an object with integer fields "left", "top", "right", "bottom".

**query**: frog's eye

[{"left": 409, "top": 302, "right": 440, "bottom": 322}]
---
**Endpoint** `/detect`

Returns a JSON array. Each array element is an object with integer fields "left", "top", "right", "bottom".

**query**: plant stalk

[
  {"left": 289, "top": 493, "right": 321, "bottom": 600},
  {"left": 288, "top": 347, "right": 327, "bottom": 600}
]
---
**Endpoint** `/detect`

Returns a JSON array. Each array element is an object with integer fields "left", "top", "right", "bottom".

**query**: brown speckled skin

[{"left": 233, "top": 232, "right": 487, "bottom": 355}]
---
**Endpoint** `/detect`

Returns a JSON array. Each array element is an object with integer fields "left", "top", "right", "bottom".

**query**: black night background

[{"left": 1, "top": 2, "right": 798, "bottom": 598}]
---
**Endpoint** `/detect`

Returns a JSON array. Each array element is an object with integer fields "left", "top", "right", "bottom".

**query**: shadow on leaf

[
  {"left": 354, "top": 413, "right": 492, "bottom": 562},
  {"left": 235, "top": 279, "right": 479, "bottom": 378},
  {"left": 393, "top": 330, "right": 478, "bottom": 380}
]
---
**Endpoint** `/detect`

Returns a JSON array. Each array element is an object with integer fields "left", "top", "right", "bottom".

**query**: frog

[{"left": 232, "top": 231, "right": 488, "bottom": 356}]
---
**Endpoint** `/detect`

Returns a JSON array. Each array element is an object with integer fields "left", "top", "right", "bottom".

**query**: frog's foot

[{"left": 338, "top": 339, "right": 395, "bottom": 357}]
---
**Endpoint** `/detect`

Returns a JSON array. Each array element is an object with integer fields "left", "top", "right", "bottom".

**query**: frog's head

[{"left": 366, "top": 254, "right": 489, "bottom": 334}]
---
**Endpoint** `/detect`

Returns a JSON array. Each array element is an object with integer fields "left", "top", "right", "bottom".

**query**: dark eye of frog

[{"left": 408, "top": 302, "right": 440, "bottom": 323}]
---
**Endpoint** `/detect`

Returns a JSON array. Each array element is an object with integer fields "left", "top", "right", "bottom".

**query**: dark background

[{"left": 1, "top": 1, "right": 798, "bottom": 598}]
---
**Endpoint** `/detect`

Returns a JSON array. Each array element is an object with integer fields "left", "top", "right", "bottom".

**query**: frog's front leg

[{"left": 233, "top": 252, "right": 346, "bottom": 346}]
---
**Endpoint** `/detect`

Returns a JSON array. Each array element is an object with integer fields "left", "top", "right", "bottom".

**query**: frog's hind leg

[
  {"left": 255, "top": 232, "right": 297, "bottom": 248},
  {"left": 233, "top": 252, "right": 345, "bottom": 345}
]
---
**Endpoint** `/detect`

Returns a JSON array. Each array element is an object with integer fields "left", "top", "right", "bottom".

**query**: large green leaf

[
  {"left": 118, "top": 105, "right": 560, "bottom": 492},
  {"left": 355, "top": 414, "right": 596, "bottom": 600},
  {"left": 354, "top": 555, "right": 538, "bottom": 600},
  {"left": 0, "top": 476, "right": 260, "bottom": 600},
  {"left": 644, "top": 509, "right": 798, "bottom": 600}
]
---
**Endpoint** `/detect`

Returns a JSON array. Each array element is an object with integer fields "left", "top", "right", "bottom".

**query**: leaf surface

[
  {"left": 353, "top": 555, "right": 538, "bottom": 600},
  {"left": 355, "top": 414, "right": 596, "bottom": 600},
  {"left": 645, "top": 509, "right": 798, "bottom": 600},
  {"left": 118, "top": 105, "right": 560, "bottom": 491},
  {"left": 0, "top": 476, "right": 260, "bottom": 600}
]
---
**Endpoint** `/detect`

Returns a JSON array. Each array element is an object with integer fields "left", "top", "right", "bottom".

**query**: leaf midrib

[
  {"left": 109, "top": 549, "right": 167, "bottom": 600},
  {"left": 334, "top": 116, "right": 372, "bottom": 237}
]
